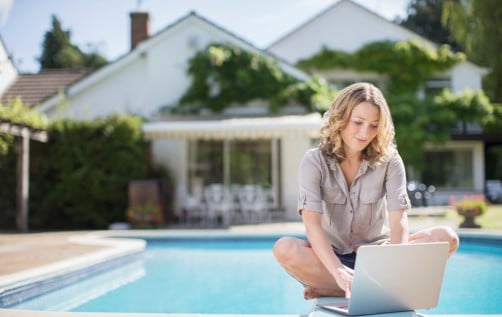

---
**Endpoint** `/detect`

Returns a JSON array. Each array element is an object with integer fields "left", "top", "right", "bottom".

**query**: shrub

[{"left": 0, "top": 114, "right": 174, "bottom": 230}]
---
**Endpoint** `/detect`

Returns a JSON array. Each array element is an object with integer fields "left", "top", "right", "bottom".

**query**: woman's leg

[
  {"left": 409, "top": 225, "right": 460, "bottom": 256},
  {"left": 273, "top": 236, "right": 344, "bottom": 298}
]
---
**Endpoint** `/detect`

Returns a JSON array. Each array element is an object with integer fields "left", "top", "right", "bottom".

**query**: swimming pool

[{"left": 5, "top": 233, "right": 502, "bottom": 315}]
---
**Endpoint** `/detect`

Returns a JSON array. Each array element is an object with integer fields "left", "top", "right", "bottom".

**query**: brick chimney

[{"left": 130, "top": 12, "right": 150, "bottom": 50}]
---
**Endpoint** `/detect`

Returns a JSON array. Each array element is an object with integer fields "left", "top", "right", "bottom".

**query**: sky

[{"left": 0, "top": 0, "right": 410, "bottom": 73}]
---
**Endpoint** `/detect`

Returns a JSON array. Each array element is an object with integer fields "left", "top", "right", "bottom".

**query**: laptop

[{"left": 318, "top": 242, "right": 449, "bottom": 316}]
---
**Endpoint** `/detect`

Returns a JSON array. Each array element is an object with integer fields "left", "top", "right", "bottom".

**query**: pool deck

[{"left": 1, "top": 208, "right": 501, "bottom": 317}]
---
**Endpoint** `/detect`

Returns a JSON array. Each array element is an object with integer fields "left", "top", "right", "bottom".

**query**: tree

[
  {"left": 399, "top": 0, "right": 460, "bottom": 50},
  {"left": 38, "top": 15, "right": 107, "bottom": 70},
  {"left": 443, "top": 0, "right": 502, "bottom": 102}
]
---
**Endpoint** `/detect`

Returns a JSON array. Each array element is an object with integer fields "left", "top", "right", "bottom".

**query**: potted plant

[
  {"left": 455, "top": 196, "right": 487, "bottom": 228},
  {"left": 126, "top": 203, "right": 164, "bottom": 228}
]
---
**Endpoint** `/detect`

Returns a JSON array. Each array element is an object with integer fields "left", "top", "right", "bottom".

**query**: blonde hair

[{"left": 319, "top": 82, "right": 396, "bottom": 163}]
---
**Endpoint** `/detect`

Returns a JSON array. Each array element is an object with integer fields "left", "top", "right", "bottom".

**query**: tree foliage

[
  {"left": 399, "top": 0, "right": 460, "bottom": 50},
  {"left": 38, "top": 15, "right": 107, "bottom": 70},
  {"left": 0, "top": 98, "right": 48, "bottom": 154},
  {"left": 0, "top": 98, "right": 49, "bottom": 228},
  {"left": 27, "top": 115, "right": 149, "bottom": 229},
  {"left": 0, "top": 114, "right": 173, "bottom": 230},
  {"left": 176, "top": 44, "right": 336, "bottom": 114},
  {"left": 298, "top": 40, "right": 464, "bottom": 94},
  {"left": 443, "top": 0, "right": 502, "bottom": 102},
  {"left": 389, "top": 89, "right": 495, "bottom": 172}
]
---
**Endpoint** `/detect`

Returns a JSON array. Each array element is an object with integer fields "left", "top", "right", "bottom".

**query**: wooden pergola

[{"left": 0, "top": 121, "right": 48, "bottom": 232}]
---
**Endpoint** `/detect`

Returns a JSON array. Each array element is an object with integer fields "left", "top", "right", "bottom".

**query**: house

[
  {"left": 268, "top": 0, "right": 495, "bottom": 204},
  {"left": 2, "top": 0, "right": 496, "bottom": 219},
  {"left": 27, "top": 11, "right": 319, "bottom": 220}
]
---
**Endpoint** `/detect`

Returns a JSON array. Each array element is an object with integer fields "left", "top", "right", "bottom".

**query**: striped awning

[{"left": 142, "top": 113, "right": 322, "bottom": 140}]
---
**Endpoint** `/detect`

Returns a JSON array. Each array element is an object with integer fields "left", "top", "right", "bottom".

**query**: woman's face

[{"left": 341, "top": 101, "right": 380, "bottom": 155}]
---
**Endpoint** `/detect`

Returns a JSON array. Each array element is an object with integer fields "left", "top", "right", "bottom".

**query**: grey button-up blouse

[{"left": 298, "top": 147, "right": 411, "bottom": 254}]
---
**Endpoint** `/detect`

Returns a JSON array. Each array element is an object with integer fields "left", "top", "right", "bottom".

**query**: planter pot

[{"left": 458, "top": 210, "right": 481, "bottom": 228}]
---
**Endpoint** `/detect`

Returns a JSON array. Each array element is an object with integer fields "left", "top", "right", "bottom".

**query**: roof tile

[{"left": 1, "top": 69, "right": 92, "bottom": 107}]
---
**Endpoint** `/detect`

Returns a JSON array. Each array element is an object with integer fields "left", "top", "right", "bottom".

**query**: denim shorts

[{"left": 335, "top": 250, "right": 357, "bottom": 269}]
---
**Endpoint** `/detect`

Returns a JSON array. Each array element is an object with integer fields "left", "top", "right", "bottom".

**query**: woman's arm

[
  {"left": 385, "top": 155, "right": 411, "bottom": 244},
  {"left": 302, "top": 209, "right": 354, "bottom": 298},
  {"left": 389, "top": 209, "right": 409, "bottom": 244}
]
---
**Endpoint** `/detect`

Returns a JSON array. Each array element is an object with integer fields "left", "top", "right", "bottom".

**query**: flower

[
  {"left": 127, "top": 203, "right": 164, "bottom": 225},
  {"left": 455, "top": 195, "right": 487, "bottom": 216}
]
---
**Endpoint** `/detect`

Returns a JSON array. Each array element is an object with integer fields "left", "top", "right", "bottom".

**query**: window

[
  {"left": 188, "top": 140, "right": 224, "bottom": 187},
  {"left": 422, "top": 149, "right": 473, "bottom": 189},
  {"left": 424, "top": 78, "right": 450, "bottom": 98},
  {"left": 229, "top": 140, "right": 272, "bottom": 186}
]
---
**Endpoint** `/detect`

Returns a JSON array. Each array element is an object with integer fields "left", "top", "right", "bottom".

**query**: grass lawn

[{"left": 445, "top": 204, "right": 502, "bottom": 230}]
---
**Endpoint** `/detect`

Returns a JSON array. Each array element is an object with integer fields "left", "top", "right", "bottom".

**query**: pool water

[
  {"left": 431, "top": 240, "right": 502, "bottom": 314},
  {"left": 9, "top": 236, "right": 502, "bottom": 314}
]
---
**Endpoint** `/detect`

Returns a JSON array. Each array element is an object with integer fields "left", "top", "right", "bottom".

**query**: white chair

[
  {"left": 182, "top": 189, "right": 205, "bottom": 226},
  {"left": 204, "top": 184, "right": 233, "bottom": 227},
  {"left": 229, "top": 184, "right": 244, "bottom": 223},
  {"left": 263, "top": 188, "right": 277, "bottom": 222},
  {"left": 238, "top": 185, "right": 268, "bottom": 223}
]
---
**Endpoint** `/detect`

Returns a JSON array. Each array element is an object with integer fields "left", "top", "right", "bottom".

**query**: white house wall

[
  {"left": 46, "top": 55, "right": 150, "bottom": 120},
  {"left": 150, "top": 138, "right": 187, "bottom": 215},
  {"left": 448, "top": 62, "right": 485, "bottom": 93},
  {"left": 138, "top": 17, "right": 237, "bottom": 114},
  {"left": 281, "top": 136, "right": 313, "bottom": 220},
  {"left": 0, "top": 38, "right": 17, "bottom": 96}
]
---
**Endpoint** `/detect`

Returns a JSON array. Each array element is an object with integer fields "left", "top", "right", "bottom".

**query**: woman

[{"left": 273, "top": 82, "right": 459, "bottom": 300}]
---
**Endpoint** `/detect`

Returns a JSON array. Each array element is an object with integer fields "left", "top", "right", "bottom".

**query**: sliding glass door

[{"left": 187, "top": 139, "right": 280, "bottom": 203}]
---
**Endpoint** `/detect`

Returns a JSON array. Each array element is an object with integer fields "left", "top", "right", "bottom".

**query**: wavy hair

[{"left": 319, "top": 82, "right": 396, "bottom": 163}]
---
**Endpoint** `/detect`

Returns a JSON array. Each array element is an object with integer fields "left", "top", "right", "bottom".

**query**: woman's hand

[
  {"left": 302, "top": 210, "right": 354, "bottom": 298},
  {"left": 334, "top": 266, "right": 354, "bottom": 298}
]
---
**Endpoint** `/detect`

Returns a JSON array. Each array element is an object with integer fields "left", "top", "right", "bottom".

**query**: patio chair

[
  {"left": 182, "top": 188, "right": 206, "bottom": 226},
  {"left": 204, "top": 183, "right": 233, "bottom": 227},
  {"left": 238, "top": 185, "right": 269, "bottom": 223}
]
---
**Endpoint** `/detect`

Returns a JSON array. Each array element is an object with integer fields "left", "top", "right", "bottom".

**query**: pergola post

[
  {"left": 0, "top": 121, "right": 48, "bottom": 232},
  {"left": 16, "top": 128, "right": 30, "bottom": 232}
]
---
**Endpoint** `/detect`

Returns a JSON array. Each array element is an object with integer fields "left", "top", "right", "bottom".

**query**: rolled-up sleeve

[
  {"left": 385, "top": 154, "right": 411, "bottom": 212},
  {"left": 297, "top": 151, "right": 324, "bottom": 215}
]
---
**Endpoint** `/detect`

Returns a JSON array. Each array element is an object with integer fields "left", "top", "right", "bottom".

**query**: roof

[
  {"left": 143, "top": 113, "right": 322, "bottom": 140},
  {"left": 2, "top": 69, "right": 92, "bottom": 107}
]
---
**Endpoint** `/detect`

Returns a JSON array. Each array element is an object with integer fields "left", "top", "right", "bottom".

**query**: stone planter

[
  {"left": 455, "top": 196, "right": 486, "bottom": 229},
  {"left": 457, "top": 209, "right": 482, "bottom": 228}
]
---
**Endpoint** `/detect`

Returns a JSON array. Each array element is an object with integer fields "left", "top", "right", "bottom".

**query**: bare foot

[{"left": 304, "top": 286, "right": 345, "bottom": 299}]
